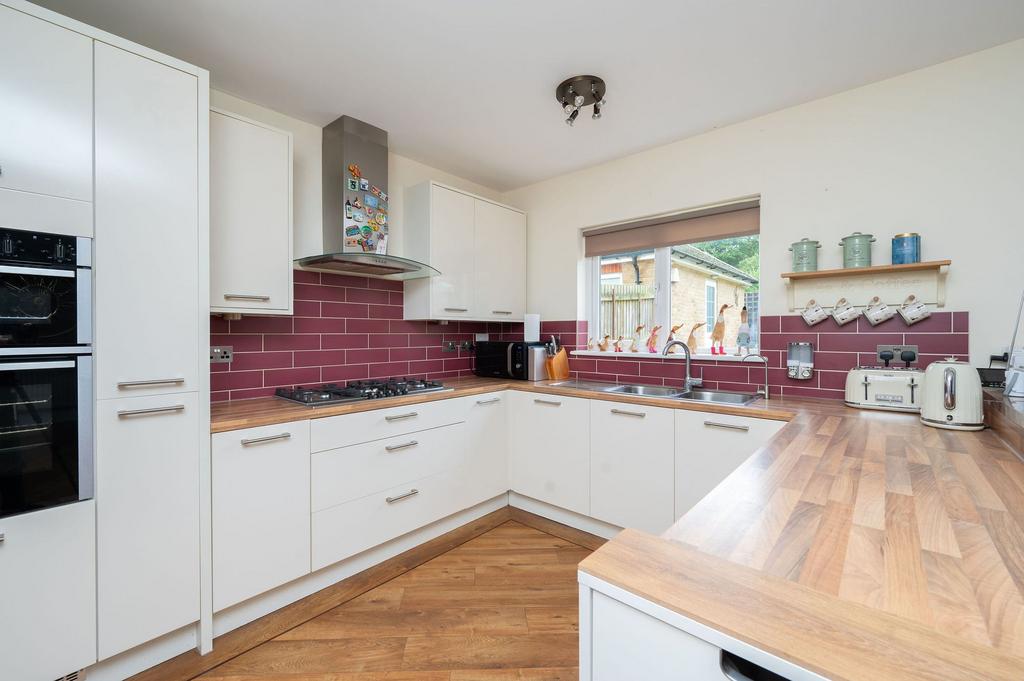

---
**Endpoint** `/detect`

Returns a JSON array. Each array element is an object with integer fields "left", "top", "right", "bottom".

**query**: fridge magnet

[
  {"left": 351, "top": 197, "right": 363, "bottom": 210},
  {"left": 630, "top": 325, "right": 644, "bottom": 352},
  {"left": 686, "top": 322, "right": 706, "bottom": 351},
  {"left": 369, "top": 185, "right": 383, "bottom": 198},
  {"left": 375, "top": 234, "right": 388, "bottom": 254},
  {"left": 345, "top": 226, "right": 360, "bottom": 237},
  {"left": 597, "top": 335, "right": 611, "bottom": 352},
  {"left": 359, "top": 178, "right": 370, "bottom": 191},
  {"left": 710, "top": 304, "right": 731, "bottom": 355},
  {"left": 375, "top": 212, "right": 388, "bottom": 226},
  {"left": 347, "top": 163, "right": 361, "bottom": 178},
  {"left": 366, "top": 207, "right": 375, "bottom": 218},
  {"left": 344, "top": 199, "right": 353, "bottom": 219},
  {"left": 364, "top": 194, "right": 379, "bottom": 209},
  {"left": 736, "top": 307, "right": 752, "bottom": 356},
  {"left": 645, "top": 325, "right": 663, "bottom": 353},
  {"left": 360, "top": 225, "right": 373, "bottom": 239},
  {"left": 353, "top": 210, "right": 366, "bottom": 223},
  {"left": 346, "top": 178, "right": 358, "bottom": 191},
  {"left": 379, "top": 191, "right": 388, "bottom": 203}
]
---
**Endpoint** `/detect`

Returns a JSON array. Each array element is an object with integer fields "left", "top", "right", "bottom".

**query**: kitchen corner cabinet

[
  {"left": 507, "top": 391, "right": 590, "bottom": 515},
  {"left": 590, "top": 400, "right": 675, "bottom": 534},
  {"left": 213, "top": 422, "right": 311, "bottom": 611},
  {"left": 674, "top": 411, "right": 784, "bottom": 519},
  {"left": 403, "top": 182, "right": 526, "bottom": 321},
  {"left": 210, "top": 109, "right": 293, "bottom": 315},
  {"left": 94, "top": 41, "right": 200, "bottom": 400},
  {"left": 0, "top": 3, "right": 93, "bottom": 236}
]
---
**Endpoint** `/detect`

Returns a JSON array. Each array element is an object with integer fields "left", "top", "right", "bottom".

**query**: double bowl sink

[{"left": 549, "top": 380, "right": 760, "bottom": 406}]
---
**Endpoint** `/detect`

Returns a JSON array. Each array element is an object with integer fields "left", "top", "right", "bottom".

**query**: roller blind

[{"left": 583, "top": 202, "right": 760, "bottom": 257}]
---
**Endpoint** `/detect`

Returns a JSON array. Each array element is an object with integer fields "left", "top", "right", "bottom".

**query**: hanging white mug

[
  {"left": 801, "top": 299, "right": 828, "bottom": 326},
  {"left": 898, "top": 295, "right": 931, "bottom": 325},
  {"left": 831, "top": 297, "right": 861, "bottom": 326},
  {"left": 864, "top": 296, "right": 896, "bottom": 326}
]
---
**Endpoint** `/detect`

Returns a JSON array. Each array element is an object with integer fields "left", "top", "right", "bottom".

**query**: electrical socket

[
  {"left": 442, "top": 341, "right": 458, "bottom": 353},
  {"left": 210, "top": 346, "right": 233, "bottom": 363},
  {"left": 876, "top": 344, "right": 919, "bottom": 366}
]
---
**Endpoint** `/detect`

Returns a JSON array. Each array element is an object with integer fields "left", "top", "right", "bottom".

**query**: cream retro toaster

[{"left": 844, "top": 367, "right": 924, "bottom": 412}]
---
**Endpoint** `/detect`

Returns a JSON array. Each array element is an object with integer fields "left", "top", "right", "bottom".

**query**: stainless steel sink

[
  {"left": 604, "top": 384, "right": 686, "bottom": 398},
  {"left": 675, "top": 388, "right": 759, "bottom": 405}
]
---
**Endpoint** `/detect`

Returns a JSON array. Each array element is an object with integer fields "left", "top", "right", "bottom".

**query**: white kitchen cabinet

[
  {"left": 588, "top": 590, "right": 728, "bottom": 681},
  {"left": 96, "top": 393, "right": 200, "bottom": 660},
  {"left": 590, "top": 400, "right": 675, "bottom": 534},
  {"left": 212, "top": 421, "right": 310, "bottom": 612},
  {"left": 461, "top": 392, "right": 510, "bottom": 505},
  {"left": 403, "top": 181, "right": 526, "bottom": 321},
  {"left": 94, "top": 41, "right": 200, "bottom": 399},
  {"left": 0, "top": 3, "right": 93, "bottom": 236},
  {"left": 507, "top": 391, "right": 590, "bottom": 515},
  {"left": 310, "top": 396, "right": 467, "bottom": 452},
  {"left": 0, "top": 501, "right": 97, "bottom": 681},
  {"left": 674, "top": 410, "right": 784, "bottom": 518},
  {"left": 473, "top": 200, "right": 526, "bottom": 320},
  {"left": 210, "top": 109, "right": 293, "bottom": 315}
]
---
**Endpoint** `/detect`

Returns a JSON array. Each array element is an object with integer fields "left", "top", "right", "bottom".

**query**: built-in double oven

[{"left": 0, "top": 228, "right": 93, "bottom": 520}]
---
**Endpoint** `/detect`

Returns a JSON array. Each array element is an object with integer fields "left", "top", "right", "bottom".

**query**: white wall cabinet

[
  {"left": 210, "top": 109, "right": 293, "bottom": 315},
  {"left": 674, "top": 411, "right": 784, "bottom": 518},
  {"left": 0, "top": 502, "right": 97, "bottom": 681},
  {"left": 403, "top": 182, "right": 526, "bottom": 321},
  {"left": 0, "top": 3, "right": 93, "bottom": 236},
  {"left": 507, "top": 391, "right": 590, "bottom": 515},
  {"left": 94, "top": 41, "right": 200, "bottom": 400},
  {"left": 212, "top": 422, "right": 310, "bottom": 612},
  {"left": 96, "top": 393, "right": 200, "bottom": 660},
  {"left": 590, "top": 400, "right": 675, "bottom": 534}
]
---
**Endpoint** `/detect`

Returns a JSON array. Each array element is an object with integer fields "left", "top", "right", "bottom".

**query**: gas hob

[{"left": 274, "top": 378, "right": 450, "bottom": 406}]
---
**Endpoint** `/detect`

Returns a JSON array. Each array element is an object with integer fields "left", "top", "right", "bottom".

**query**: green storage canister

[
  {"left": 839, "top": 232, "right": 876, "bottom": 268},
  {"left": 789, "top": 238, "right": 821, "bottom": 272}
]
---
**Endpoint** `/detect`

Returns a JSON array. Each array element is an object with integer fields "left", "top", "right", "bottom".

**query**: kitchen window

[{"left": 584, "top": 202, "right": 760, "bottom": 355}]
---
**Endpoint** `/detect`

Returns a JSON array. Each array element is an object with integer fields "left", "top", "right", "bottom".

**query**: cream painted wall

[
  {"left": 210, "top": 90, "right": 503, "bottom": 260},
  {"left": 503, "top": 39, "right": 1024, "bottom": 365}
]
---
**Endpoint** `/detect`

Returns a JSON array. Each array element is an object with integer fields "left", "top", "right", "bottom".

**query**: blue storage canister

[{"left": 892, "top": 232, "right": 920, "bottom": 264}]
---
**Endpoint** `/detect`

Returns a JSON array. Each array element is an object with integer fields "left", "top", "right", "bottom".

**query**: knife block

[{"left": 546, "top": 348, "right": 570, "bottom": 381}]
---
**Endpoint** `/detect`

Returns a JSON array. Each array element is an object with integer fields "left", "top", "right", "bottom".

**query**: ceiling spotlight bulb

[
  {"left": 562, "top": 100, "right": 573, "bottom": 115},
  {"left": 592, "top": 103, "right": 602, "bottom": 120},
  {"left": 566, "top": 107, "right": 580, "bottom": 126},
  {"left": 574, "top": 94, "right": 585, "bottom": 107}
]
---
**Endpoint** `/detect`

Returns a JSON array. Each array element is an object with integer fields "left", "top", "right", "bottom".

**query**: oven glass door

[
  {"left": 0, "top": 265, "right": 83, "bottom": 347},
  {"left": 0, "top": 356, "right": 90, "bottom": 519}
]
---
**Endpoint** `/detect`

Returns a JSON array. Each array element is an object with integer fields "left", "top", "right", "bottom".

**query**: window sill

[{"left": 570, "top": 349, "right": 763, "bottom": 363}]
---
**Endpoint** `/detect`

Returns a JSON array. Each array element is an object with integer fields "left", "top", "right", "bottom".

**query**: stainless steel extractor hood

[{"left": 296, "top": 115, "right": 438, "bottom": 280}]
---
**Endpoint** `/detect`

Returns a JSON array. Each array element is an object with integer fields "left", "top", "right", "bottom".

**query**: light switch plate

[
  {"left": 877, "top": 344, "right": 918, "bottom": 365},
  {"left": 210, "top": 346, "right": 233, "bottom": 363}
]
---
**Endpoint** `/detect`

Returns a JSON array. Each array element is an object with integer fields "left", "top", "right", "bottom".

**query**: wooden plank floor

[{"left": 200, "top": 521, "right": 593, "bottom": 680}]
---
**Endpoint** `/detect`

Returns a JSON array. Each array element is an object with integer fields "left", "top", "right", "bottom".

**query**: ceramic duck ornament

[
  {"left": 630, "top": 325, "right": 645, "bottom": 352},
  {"left": 666, "top": 323, "right": 684, "bottom": 353},
  {"left": 710, "top": 304, "right": 731, "bottom": 355},
  {"left": 686, "top": 322, "right": 706, "bottom": 352},
  {"left": 597, "top": 335, "right": 611, "bottom": 352},
  {"left": 613, "top": 336, "right": 624, "bottom": 352},
  {"left": 645, "top": 325, "right": 663, "bottom": 353}
]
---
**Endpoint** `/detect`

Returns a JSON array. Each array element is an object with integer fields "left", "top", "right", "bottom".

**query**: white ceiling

[{"left": 35, "top": 0, "right": 1024, "bottom": 191}]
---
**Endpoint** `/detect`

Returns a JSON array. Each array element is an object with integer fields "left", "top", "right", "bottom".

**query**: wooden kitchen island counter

[{"left": 579, "top": 398, "right": 1024, "bottom": 681}]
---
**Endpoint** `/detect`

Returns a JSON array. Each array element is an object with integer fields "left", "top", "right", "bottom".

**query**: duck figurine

[
  {"left": 586, "top": 337, "right": 595, "bottom": 350},
  {"left": 710, "top": 304, "right": 731, "bottom": 355},
  {"left": 645, "top": 325, "right": 663, "bottom": 353},
  {"left": 666, "top": 323, "right": 684, "bottom": 353},
  {"left": 613, "top": 336, "right": 624, "bottom": 352},
  {"left": 630, "top": 325, "right": 645, "bottom": 352},
  {"left": 686, "top": 322, "right": 706, "bottom": 352},
  {"left": 597, "top": 335, "right": 611, "bottom": 352}
]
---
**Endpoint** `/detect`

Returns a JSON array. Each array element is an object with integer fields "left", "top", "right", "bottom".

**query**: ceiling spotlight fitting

[{"left": 555, "top": 75, "right": 606, "bottom": 127}]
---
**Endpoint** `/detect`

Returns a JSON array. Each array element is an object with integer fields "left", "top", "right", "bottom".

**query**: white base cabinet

[
  {"left": 590, "top": 400, "right": 675, "bottom": 534},
  {"left": 462, "top": 392, "right": 510, "bottom": 505},
  {"left": 507, "top": 391, "right": 590, "bottom": 515},
  {"left": 96, "top": 393, "right": 200, "bottom": 660},
  {"left": 212, "top": 422, "right": 311, "bottom": 612},
  {"left": 0, "top": 502, "right": 97, "bottom": 681},
  {"left": 674, "top": 411, "right": 784, "bottom": 518}
]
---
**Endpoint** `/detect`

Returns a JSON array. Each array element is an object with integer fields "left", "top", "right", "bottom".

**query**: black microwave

[{"left": 473, "top": 341, "right": 548, "bottom": 380}]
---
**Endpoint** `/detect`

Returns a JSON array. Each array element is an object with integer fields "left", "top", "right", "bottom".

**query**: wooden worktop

[
  {"left": 580, "top": 395, "right": 1024, "bottom": 681},
  {"left": 210, "top": 376, "right": 797, "bottom": 433}
]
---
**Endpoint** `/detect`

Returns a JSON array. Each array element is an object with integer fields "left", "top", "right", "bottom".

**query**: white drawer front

[
  {"left": 310, "top": 396, "right": 467, "bottom": 452},
  {"left": 312, "top": 422, "right": 466, "bottom": 512},
  {"left": 312, "top": 468, "right": 462, "bottom": 571}
]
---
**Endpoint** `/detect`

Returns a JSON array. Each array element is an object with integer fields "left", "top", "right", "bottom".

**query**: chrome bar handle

[
  {"left": 385, "top": 412, "right": 418, "bottom": 422},
  {"left": 476, "top": 397, "right": 501, "bottom": 405},
  {"left": 611, "top": 408, "right": 646, "bottom": 418},
  {"left": 385, "top": 440, "right": 419, "bottom": 452},
  {"left": 117, "top": 404, "right": 186, "bottom": 418},
  {"left": 444, "top": 307, "right": 468, "bottom": 312},
  {"left": 943, "top": 367, "right": 957, "bottom": 410},
  {"left": 0, "top": 530, "right": 5, "bottom": 544},
  {"left": 0, "top": 264, "right": 75, "bottom": 278},
  {"left": 703, "top": 420, "right": 750, "bottom": 432},
  {"left": 241, "top": 432, "right": 291, "bottom": 446},
  {"left": 492, "top": 310, "right": 512, "bottom": 315},
  {"left": 386, "top": 489, "right": 419, "bottom": 504},
  {"left": 534, "top": 398, "right": 561, "bottom": 406},
  {"left": 224, "top": 293, "right": 270, "bottom": 301},
  {"left": 117, "top": 377, "right": 185, "bottom": 389}
]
